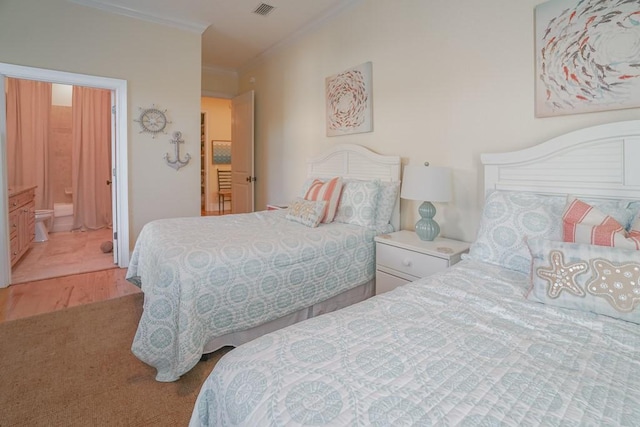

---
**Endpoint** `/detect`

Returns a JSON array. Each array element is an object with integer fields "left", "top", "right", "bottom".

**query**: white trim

[
  {"left": 0, "top": 62, "right": 130, "bottom": 287},
  {"left": 201, "top": 90, "right": 233, "bottom": 100},
  {"left": 482, "top": 120, "right": 640, "bottom": 201},
  {"left": 307, "top": 143, "right": 402, "bottom": 231},
  {"left": 68, "top": 0, "right": 209, "bottom": 33}
]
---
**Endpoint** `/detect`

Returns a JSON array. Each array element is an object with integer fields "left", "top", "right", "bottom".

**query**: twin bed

[
  {"left": 126, "top": 144, "right": 401, "bottom": 382},
  {"left": 186, "top": 120, "right": 640, "bottom": 426}
]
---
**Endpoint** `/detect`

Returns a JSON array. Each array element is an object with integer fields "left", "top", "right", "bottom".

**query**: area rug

[{"left": 0, "top": 293, "right": 230, "bottom": 426}]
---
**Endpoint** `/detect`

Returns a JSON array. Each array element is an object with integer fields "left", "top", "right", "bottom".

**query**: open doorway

[
  {"left": 6, "top": 79, "right": 115, "bottom": 284},
  {"left": 201, "top": 96, "right": 232, "bottom": 216},
  {"left": 0, "top": 63, "right": 129, "bottom": 288}
]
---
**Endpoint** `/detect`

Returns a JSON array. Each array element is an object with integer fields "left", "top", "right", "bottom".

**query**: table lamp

[{"left": 400, "top": 163, "right": 452, "bottom": 241}]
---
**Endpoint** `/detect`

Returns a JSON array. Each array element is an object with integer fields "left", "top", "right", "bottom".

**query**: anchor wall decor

[{"left": 164, "top": 131, "right": 191, "bottom": 170}]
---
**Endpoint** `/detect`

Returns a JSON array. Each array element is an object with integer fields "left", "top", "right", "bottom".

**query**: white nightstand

[
  {"left": 266, "top": 203, "right": 288, "bottom": 210},
  {"left": 374, "top": 230, "right": 470, "bottom": 295}
]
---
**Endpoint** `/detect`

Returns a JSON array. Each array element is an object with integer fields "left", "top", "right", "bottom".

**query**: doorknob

[
  {"left": 106, "top": 180, "right": 112, "bottom": 185},
  {"left": 246, "top": 176, "right": 257, "bottom": 182}
]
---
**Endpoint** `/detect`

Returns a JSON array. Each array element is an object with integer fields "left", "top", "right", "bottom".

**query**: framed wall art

[
  {"left": 535, "top": 0, "right": 640, "bottom": 117},
  {"left": 212, "top": 140, "right": 231, "bottom": 164},
  {"left": 326, "top": 62, "right": 373, "bottom": 136}
]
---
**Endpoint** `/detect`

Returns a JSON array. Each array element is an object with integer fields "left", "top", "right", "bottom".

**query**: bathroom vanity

[{"left": 8, "top": 186, "right": 36, "bottom": 267}]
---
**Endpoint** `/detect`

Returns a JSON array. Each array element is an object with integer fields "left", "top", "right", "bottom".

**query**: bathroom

[{"left": 6, "top": 78, "right": 115, "bottom": 283}]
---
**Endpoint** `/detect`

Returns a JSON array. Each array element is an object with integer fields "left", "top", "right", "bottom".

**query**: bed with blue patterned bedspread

[
  {"left": 190, "top": 258, "right": 640, "bottom": 426},
  {"left": 127, "top": 210, "right": 379, "bottom": 382}
]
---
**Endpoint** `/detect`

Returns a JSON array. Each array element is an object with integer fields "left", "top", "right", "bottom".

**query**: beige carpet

[{"left": 0, "top": 293, "right": 230, "bottom": 426}]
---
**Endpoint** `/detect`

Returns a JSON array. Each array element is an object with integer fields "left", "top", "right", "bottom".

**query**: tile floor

[{"left": 11, "top": 228, "right": 117, "bottom": 284}]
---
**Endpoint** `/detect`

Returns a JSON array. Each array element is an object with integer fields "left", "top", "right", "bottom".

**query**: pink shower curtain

[
  {"left": 6, "top": 78, "right": 52, "bottom": 210},
  {"left": 71, "top": 86, "right": 112, "bottom": 230}
]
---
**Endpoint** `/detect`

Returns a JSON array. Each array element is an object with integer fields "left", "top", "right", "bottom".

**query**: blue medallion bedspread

[
  {"left": 126, "top": 210, "right": 378, "bottom": 382},
  {"left": 190, "top": 259, "right": 640, "bottom": 426}
]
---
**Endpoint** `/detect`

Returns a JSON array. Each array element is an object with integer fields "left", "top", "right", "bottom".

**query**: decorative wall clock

[{"left": 134, "top": 105, "right": 170, "bottom": 138}]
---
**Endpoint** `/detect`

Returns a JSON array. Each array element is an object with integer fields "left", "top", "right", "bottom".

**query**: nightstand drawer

[
  {"left": 376, "top": 270, "right": 411, "bottom": 294},
  {"left": 377, "top": 243, "right": 449, "bottom": 278}
]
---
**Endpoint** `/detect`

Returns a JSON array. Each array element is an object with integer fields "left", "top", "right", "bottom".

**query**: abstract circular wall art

[
  {"left": 535, "top": 0, "right": 640, "bottom": 117},
  {"left": 326, "top": 62, "right": 373, "bottom": 136}
]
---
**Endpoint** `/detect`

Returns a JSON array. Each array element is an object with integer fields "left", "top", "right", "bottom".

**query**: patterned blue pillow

[
  {"left": 334, "top": 180, "right": 379, "bottom": 228},
  {"left": 374, "top": 181, "right": 400, "bottom": 230},
  {"left": 466, "top": 191, "right": 565, "bottom": 273},
  {"left": 527, "top": 238, "right": 640, "bottom": 324}
]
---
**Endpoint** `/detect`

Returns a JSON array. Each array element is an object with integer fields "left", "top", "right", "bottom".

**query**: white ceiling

[{"left": 71, "top": 0, "right": 358, "bottom": 71}]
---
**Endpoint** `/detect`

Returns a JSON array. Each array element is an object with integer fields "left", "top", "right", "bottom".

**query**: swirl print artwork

[
  {"left": 535, "top": 0, "right": 640, "bottom": 117},
  {"left": 326, "top": 62, "right": 373, "bottom": 136}
]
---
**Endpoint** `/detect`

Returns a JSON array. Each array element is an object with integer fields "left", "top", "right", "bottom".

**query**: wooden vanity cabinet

[{"left": 9, "top": 187, "right": 35, "bottom": 266}]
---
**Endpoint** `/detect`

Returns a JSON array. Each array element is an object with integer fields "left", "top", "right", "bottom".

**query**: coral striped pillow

[
  {"left": 563, "top": 196, "right": 640, "bottom": 249},
  {"left": 304, "top": 177, "right": 343, "bottom": 223}
]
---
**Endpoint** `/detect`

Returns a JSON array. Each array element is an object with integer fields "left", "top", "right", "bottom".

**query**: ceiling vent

[{"left": 253, "top": 3, "right": 275, "bottom": 16}]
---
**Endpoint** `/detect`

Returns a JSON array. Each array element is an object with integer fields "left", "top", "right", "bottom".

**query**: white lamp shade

[{"left": 400, "top": 165, "right": 452, "bottom": 202}]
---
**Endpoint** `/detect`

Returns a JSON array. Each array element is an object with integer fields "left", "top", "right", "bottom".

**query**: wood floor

[{"left": 0, "top": 268, "right": 141, "bottom": 323}]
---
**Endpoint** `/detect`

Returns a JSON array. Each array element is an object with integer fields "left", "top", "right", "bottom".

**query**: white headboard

[
  {"left": 482, "top": 120, "right": 640, "bottom": 201},
  {"left": 307, "top": 144, "right": 402, "bottom": 230}
]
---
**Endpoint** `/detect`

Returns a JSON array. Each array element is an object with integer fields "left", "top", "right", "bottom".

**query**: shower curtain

[
  {"left": 71, "top": 86, "right": 112, "bottom": 230},
  {"left": 6, "top": 78, "right": 52, "bottom": 210}
]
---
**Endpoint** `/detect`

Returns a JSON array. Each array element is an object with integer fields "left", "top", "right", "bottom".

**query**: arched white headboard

[
  {"left": 307, "top": 144, "right": 402, "bottom": 230},
  {"left": 482, "top": 120, "right": 640, "bottom": 201}
]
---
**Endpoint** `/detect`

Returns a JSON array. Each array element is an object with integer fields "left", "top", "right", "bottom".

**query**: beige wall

[
  {"left": 0, "top": 0, "right": 202, "bottom": 247},
  {"left": 239, "top": 0, "right": 640, "bottom": 242},
  {"left": 201, "top": 97, "right": 232, "bottom": 211},
  {"left": 202, "top": 67, "right": 238, "bottom": 97}
]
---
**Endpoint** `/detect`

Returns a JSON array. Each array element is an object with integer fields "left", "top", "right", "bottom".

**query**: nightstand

[
  {"left": 374, "top": 230, "right": 470, "bottom": 295},
  {"left": 266, "top": 203, "right": 288, "bottom": 210}
]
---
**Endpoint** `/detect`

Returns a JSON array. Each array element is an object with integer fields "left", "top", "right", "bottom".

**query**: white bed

[
  {"left": 126, "top": 144, "right": 401, "bottom": 382},
  {"left": 190, "top": 120, "right": 640, "bottom": 426}
]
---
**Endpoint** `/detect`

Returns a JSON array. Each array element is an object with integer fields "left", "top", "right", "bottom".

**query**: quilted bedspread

[
  {"left": 127, "top": 210, "right": 377, "bottom": 381},
  {"left": 190, "top": 259, "right": 640, "bottom": 426}
]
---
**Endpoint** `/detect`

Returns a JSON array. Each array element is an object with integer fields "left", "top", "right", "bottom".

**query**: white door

[
  {"left": 0, "top": 75, "right": 10, "bottom": 286},
  {"left": 231, "top": 91, "right": 255, "bottom": 213},
  {"left": 109, "top": 92, "right": 118, "bottom": 264}
]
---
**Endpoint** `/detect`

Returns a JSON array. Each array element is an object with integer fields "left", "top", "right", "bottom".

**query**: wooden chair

[{"left": 216, "top": 169, "right": 232, "bottom": 214}]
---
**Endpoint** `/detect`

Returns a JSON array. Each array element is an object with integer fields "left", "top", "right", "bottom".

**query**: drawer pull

[
  {"left": 12, "top": 223, "right": 17, "bottom": 228},
  {"left": 402, "top": 259, "right": 412, "bottom": 267},
  {"left": 13, "top": 202, "right": 17, "bottom": 206}
]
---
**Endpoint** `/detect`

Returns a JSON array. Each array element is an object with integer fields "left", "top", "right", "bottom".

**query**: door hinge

[
  {"left": 112, "top": 167, "right": 116, "bottom": 176},
  {"left": 113, "top": 231, "right": 118, "bottom": 240},
  {"left": 111, "top": 105, "right": 116, "bottom": 114}
]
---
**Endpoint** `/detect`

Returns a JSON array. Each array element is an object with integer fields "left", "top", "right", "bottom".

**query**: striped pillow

[
  {"left": 563, "top": 196, "right": 640, "bottom": 249},
  {"left": 304, "top": 177, "right": 343, "bottom": 223}
]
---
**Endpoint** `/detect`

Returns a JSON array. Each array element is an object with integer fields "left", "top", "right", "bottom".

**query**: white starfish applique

[
  {"left": 536, "top": 250, "right": 588, "bottom": 298},
  {"left": 586, "top": 259, "right": 640, "bottom": 312}
]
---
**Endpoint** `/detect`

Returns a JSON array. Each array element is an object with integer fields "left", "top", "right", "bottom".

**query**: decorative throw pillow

[
  {"left": 374, "top": 181, "right": 400, "bottom": 230},
  {"left": 285, "top": 198, "right": 327, "bottom": 228},
  {"left": 466, "top": 190, "right": 566, "bottom": 274},
  {"left": 526, "top": 238, "right": 640, "bottom": 324},
  {"left": 334, "top": 180, "right": 379, "bottom": 228},
  {"left": 304, "top": 177, "right": 343, "bottom": 223},
  {"left": 563, "top": 196, "right": 640, "bottom": 249}
]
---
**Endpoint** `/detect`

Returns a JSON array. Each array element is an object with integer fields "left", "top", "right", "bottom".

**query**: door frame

[{"left": 0, "top": 62, "right": 129, "bottom": 287}]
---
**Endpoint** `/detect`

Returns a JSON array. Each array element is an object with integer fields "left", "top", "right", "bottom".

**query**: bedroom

[{"left": 1, "top": 0, "right": 639, "bottom": 423}]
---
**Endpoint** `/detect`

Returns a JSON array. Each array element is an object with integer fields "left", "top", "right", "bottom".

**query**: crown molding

[
  {"left": 68, "top": 0, "right": 210, "bottom": 33},
  {"left": 238, "top": 0, "right": 364, "bottom": 74}
]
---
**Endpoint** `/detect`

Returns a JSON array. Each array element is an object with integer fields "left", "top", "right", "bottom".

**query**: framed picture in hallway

[
  {"left": 212, "top": 140, "right": 231, "bottom": 164},
  {"left": 326, "top": 62, "right": 373, "bottom": 136}
]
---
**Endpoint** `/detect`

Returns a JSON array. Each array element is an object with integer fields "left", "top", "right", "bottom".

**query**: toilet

[{"left": 34, "top": 209, "right": 54, "bottom": 242}]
